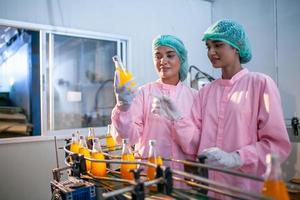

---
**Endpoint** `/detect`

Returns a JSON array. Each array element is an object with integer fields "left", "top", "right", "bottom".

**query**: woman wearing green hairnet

[
  {"left": 111, "top": 35, "right": 199, "bottom": 186},
  {"left": 153, "top": 20, "right": 291, "bottom": 197}
]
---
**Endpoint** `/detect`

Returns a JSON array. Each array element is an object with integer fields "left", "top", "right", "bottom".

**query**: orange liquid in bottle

[
  {"left": 70, "top": 143, "right": 79, "bottom": 153},
  {"left": 147, "top": 156, "right": 163, "bottom": 180},
  {"left": 91, "top": 152, "right": 106, "bottom": 177},
  {"left": 120, "top": 154, "right": 137, "bottom": 180},
  {"left": 116, "top": 67, "right": 136, "bottom": 88},
  {"left": 106, "top": 135, "right": 116, "bottom": 151},
  {"left": 79, "top": 147, "right": 91, "bottom": 171},
  {"left": 262, "top": 180, "right": 290, "bottom": 200},
  {"left": 113, "top": 55, "right": 136, "bottom": 88}
]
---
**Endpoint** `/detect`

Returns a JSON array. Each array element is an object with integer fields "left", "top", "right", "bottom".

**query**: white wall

[
  {"left": 0, "top": 138, "right": 66, "bottom": 200},
  {"left": 0, "top": 0, "right": 212, "bottom": 199},
  {"left": 212, "top": 0, "right": 300, "bottom": 180},
  {"left": 0, "top": 0, "right": 212, "bottom": 85}
]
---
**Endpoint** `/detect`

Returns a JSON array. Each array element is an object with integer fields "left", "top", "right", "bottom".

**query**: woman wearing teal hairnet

[
  {"left": 111, "top": 35, "right": 199, "bottom": 186},
  {"left": 153, "top": 20, "right": 291, "bottom": 198}
]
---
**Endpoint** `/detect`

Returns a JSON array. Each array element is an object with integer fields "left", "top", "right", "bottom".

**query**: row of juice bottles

[
  {"left": 69, "top": 125, "right": 163, "bottom": 182},
  {"left": 69, "top": 130, "right": 290, "bottom": 198}
]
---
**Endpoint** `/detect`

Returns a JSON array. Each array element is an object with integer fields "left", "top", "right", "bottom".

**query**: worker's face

[
  {"left": 153, "top": 46, "right": 180, "bottom": 84},
  {"left": 206, "top": 40, "right": 239, "bottom": 68}
]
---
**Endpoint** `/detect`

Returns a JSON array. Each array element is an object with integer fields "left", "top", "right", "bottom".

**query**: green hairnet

[
  {"left": 152, "top": 35, "right": 188, "bottom": 81},
  {"left": 202, "top": 19, "right": 252, "bottom": 64}
]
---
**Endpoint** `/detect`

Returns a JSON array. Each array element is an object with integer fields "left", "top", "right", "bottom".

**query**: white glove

[
  {"left": 200, "top": 147, "right": 241, "bottom": 169},
  {"left": 114, "top": 71, "right": 137, "bottom": 111},
  {"left": 151, "top": 95, "right": 182, "bottom": 121}
]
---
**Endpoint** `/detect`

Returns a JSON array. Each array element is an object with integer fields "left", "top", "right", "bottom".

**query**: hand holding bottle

[
  {"left": 114, "top": 72, "right": 137, "bottom": 110},
  {"left": 113, "top": 56, "right": 137, "bottom": 111}
]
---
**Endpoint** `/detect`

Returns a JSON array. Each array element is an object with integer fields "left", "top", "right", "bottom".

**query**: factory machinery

[{"left": 50, "top": 134, "right": 300, "bottom": 200}]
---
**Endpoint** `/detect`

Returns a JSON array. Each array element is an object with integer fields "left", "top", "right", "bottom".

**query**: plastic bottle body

[
  {"left": 262, "top": 180, "right": 289, "bottom": 200},
  {"left": 120, "top": 138, "right": 137, "bottom": 180},
  {"left": 70, "top": 133, "right": 79, "bottom": 153},
  {"left": 105, "top": 124, "right": 116, "bottom": 151},
  {"left": 261, "top": 154, "right": 290, "bottom": 200},
  {"left": 147, "top": 156, "right": 163, "bottom": 180},
  {"left": 91, "top": 138, "right": 106, "bottom": 177},
  {"left": 79, "top": 136, "right": 91, "bottom": 171},
  {"left": 147, "top": 140, "right": 163, "bottom": 180}
]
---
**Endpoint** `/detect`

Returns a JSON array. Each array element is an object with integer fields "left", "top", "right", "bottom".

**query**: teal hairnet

[
  {"left": 152, "top": 35, "right": 188, "bottom": 81},
  {"left": 202, "top": 19, "right": 252, "bottom": 64}
]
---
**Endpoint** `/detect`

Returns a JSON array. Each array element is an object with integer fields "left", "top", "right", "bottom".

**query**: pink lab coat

[
  {"left": 175, "top": 68, "right": 291, "bottom": 198},
  {"left": 111, "top": 80, "right": 198, "bottom": 174}
]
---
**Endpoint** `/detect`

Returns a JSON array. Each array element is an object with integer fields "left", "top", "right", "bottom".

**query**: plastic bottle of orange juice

[
  {"left": 70, "top": 133, "right": 79, "bottom": 153},
  {"left": 112, "top": 55, "right": 136, "bottom": 88},
  {"left": 91, "top": 138, "right": 106, "bottom": 177},
  {"left": 105, "top": 124, "right": 116, "bottom": 151},
  {"left": 120, "top": 138, "right": 137, "bottom": 180},
  {"left": 147, "top": 139, "right": 163, "bottom": 181},
  {"left": 262, "top": 154, "right": 290, "bottom": 200},
  {"left": 79, "top": 135, "right": 91, "bottom": 172}
]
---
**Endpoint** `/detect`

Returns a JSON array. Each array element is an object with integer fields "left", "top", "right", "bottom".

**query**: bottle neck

[
  {"left": 88, "top": 128, "right": 95, "bottom": 138},
  {"left": 92, "top": 141, "right": 102, "bottom": 153},
  {"left": 79, "top": 137, "right": 87, "bottom": 148},
  {"left": 148, "top": 145, "right": 157, "bottom": 158},
  {"left": 265, "top": 157, "right": 282, "bottom": 180},
  {"left": 122, "top": 143, "right": 131, "bottom": 155}
]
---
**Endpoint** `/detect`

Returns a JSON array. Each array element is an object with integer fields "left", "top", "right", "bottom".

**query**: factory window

[
  {"left": 0, "top": 24, "right": 128, "bottom": 138},
  {"left": 42, "top": 32, "right": 127, "bottom": 135}
]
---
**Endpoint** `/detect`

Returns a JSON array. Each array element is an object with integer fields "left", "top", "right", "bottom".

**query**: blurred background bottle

[
  {"left": 112, "top": 55, "right": 136, "bottom": 88},
  {"left": 106, "top": 124, "right": 116, "bottom": 151},
  {"left": 262, "top": 153, "right": 290, "bottom": 200},
  {"left": 87, "top": 127, "right": 95, "bottom": 150},
  {"left": 147, "top": 140, "right": 163, "bottom": 180},
  {"left": 120, "top": 138, "right": 137, "bottom": 180},
  {"left": 79, "top": 135, "right": 91, "bottom": 172},
  {"left": 91, "top": 138, "right": 106, "bottom": 177}
]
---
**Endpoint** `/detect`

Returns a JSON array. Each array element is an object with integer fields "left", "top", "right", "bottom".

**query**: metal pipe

[
  {"left": 172, "top": 169, "right": 270, "bottom": 200},
  {"left": 168, "top": 158, "right": 264, "bottom": 182},
  {"left": 102, "top": 178, "right": 164, "bottom": 199}
]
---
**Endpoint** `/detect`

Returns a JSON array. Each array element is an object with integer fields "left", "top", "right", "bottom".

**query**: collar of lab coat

[{"left": 217, "top": 68, "right": 249, "bottom": 87}]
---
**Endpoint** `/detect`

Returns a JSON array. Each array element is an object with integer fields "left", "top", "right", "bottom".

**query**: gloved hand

[
  {"left": 151, "top": 95, "right": 182, "bottom": 121},
  {"left": 199, "top": 147, "right": 241, "bottom": 169},
  {"left": 114, "top": 71, "right": 137, "bottom": 111}
]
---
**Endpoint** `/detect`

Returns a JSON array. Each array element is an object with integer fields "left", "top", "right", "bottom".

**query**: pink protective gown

[
  {"left": 111, "top": 80, "right": 199, "bottom": 174},
  {"left": 175, "top": 68, "right": 291, "bottom": 198}
]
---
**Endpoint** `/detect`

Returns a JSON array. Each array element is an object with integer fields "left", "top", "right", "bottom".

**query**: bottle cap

[
  {"left": 149, "top": 139, "right": 156, "bottom": 146},
  {"left": 122, "top": 138, "right": 129, "bottom": 144},
  {"left": 266, "top": 153, "right": 280, "bottom": 164},
  {"left": 93, "top": 138, "right": 99, "bottom": 143}
]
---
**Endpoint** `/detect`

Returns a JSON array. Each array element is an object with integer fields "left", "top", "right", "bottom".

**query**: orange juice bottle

[
  {"left": 112, "top": 55, "right": 136, "bottom": 88},
  {"left": 91, "top": 138, "right": 106, "bottom": 177},
  {"left": 78, "top": 135, "right": 92, "bottom": 172},
  {"left": 147, "top": 140, "right": 163, "bottom": 181},
  {"left": 70, "top": 133, "right": 79, "bottom": 153},
  {"left": 87, "top": 127, "right": 95, "bottom": 150},
  {"left": 106, "top": 124, "right": 116, "bottom": 151},
  {"left": 262, "top": 154, "right": 290, "bottom": 200},
  {"left": 120, "top": 138, "right": 137, "bottom": 180}
]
